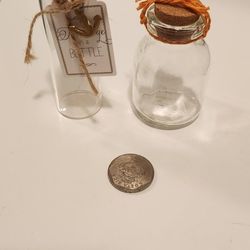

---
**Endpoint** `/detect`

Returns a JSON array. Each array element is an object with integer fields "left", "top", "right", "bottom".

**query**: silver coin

[{"left": 108, "top": 154, "right": 154, "bottom": 193}]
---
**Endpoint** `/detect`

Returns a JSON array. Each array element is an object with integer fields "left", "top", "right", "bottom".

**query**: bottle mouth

[{"left": 146, "top": 4, "right": 205, "bottom": 44}]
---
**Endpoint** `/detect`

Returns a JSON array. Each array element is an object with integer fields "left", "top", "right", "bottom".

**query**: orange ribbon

[{"left": 135, "top": 0, "right": 211, "bottom": 39}]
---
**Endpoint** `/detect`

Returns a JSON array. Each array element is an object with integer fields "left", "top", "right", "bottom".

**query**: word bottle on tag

[{"left": 39, "top": 0, "right": 116, "bottom": 119}]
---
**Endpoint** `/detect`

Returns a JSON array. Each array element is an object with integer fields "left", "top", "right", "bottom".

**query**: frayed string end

[{"left": 24, "top": 52, "right": 36, "bottom": 64}]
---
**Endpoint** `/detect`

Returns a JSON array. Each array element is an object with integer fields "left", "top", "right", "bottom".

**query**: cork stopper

[{"left": 155, "top": 3, "right": 199, "bottom": 26}]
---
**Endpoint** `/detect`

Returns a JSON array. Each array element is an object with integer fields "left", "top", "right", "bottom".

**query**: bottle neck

[{"left": 146, "top": 5, "right": 205, "bottom": 44}]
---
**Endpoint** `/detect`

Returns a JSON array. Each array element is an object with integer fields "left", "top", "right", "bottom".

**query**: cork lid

[{"left": 155, "top": 3, "right": 199, "bottom": 26}]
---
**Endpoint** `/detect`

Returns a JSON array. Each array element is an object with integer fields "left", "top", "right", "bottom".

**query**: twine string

[
  {"left": 24, "top": 0, "right": 98, "bottom": 94},
  {"left": 69, "top": 32, "right": 98, "bottom": 94}
]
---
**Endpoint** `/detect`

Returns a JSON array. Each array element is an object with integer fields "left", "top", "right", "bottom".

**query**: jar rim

[{"left": 146, "top": 4, "right": 206, "bottom": 44}]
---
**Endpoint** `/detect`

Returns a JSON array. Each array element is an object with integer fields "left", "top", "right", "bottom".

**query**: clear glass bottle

[
  {"left": 40, "top": 0, "right": 102, "bottom": 119},
  {"left": 132, "top": 4, "right": 210, "bottom": 129}
]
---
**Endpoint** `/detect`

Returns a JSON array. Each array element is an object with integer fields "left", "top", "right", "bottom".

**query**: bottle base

[
  {"left": 132, "top": 89, "right": 201, "bottom": 129},
  {"left": 132, "top": 104, "right": 199, "bottom": 129},
  {"left": 58, "top": 90, "right": 102, "bottom": 119}
]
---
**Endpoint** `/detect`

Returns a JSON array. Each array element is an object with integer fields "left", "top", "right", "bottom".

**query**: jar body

[
  {"left": 132, "top": 35, "right": 210, "bottom": 129},
  {"left": 41, "top": 0, "right": 102, "bottom": 119}
]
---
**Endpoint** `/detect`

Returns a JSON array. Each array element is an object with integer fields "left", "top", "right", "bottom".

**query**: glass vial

[
  {"left": 132, "top": 4, "right": 210, "bottom": 129},
  {"left": 41, "top": 0, "right": 102, "bottom": 119}
]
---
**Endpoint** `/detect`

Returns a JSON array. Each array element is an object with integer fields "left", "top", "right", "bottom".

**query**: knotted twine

[
  {"left": 135, "top": 0, "right": 211, "bottom": 44},
  {"left": 24, "top": 0, "right": 98, "bottom": 95}
]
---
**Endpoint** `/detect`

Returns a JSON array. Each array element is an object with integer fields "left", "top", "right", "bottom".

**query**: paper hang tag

[{"left": 47, "top": 0, "right": 116, "bottom": 76}]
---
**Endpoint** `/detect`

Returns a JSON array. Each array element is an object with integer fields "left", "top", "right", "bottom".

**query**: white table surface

[{"left": 1, "top": 0, "right": 250, "bottom": 249}]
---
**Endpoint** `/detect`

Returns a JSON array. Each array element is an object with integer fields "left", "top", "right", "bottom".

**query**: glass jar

[
  {"left": 40, "top": 0, "right": 102, "bottom": 119},
  {"left": 132, "top": 5, "right": 210, "bottom": 129}
]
